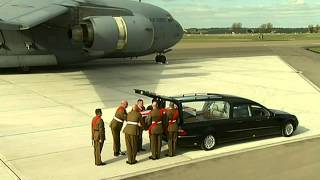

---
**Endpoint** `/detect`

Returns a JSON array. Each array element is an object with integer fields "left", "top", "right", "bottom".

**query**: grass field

[
  {"left": 182, "top": 33, "right": 320, "bottom": 42},
  {"left": 307, "top": 47, "right": 320, "bottom": 53}
]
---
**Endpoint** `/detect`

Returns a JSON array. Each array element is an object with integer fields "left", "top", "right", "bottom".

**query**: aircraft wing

[{"left": 0, "top": 1, "right": 70, "bottom": 30}]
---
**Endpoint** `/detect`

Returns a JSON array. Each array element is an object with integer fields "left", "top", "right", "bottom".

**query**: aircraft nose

[{"left": 173, "top": 20, "right": 184, "bottom": 44}]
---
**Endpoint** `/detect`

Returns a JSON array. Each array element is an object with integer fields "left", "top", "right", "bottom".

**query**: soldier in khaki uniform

[
  {"left": 165, "top": 103, "right": 180, "bottom": 157},
  {"left": 136, "top": 99, "right": 146, "bottom": 152},
  {"left": 123, "top": 105, "right": 144, "bottom": 165},
  {"left": 147, "top": 101, "right": 164, "bottom": 160},
  {"left": 110, "top": 100, "right": 128, "bottom": 156},
  {"left": 91, "top": 109, "right": 106, "bottom": 166}
]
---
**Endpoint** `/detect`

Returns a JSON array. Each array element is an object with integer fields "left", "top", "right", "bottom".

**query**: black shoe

[
  {"left": 132, "top": 160, "right": 138, "bottom": 164},
  {"left": 114, "top": 152, "right": 120, "bottom": 157},
  {"left": 149, "top": 156, "right": 156, "bottom": 160},
  {"left": 126, "top": 161, "right": 132, "bottom": 165},
  {"left": 140, "top": 148, "right": 146, "bottom": 151},
  {"left": 96, "top": 162, "right": 106, "bottom": 166},
  {"left": 165, "top": 154, "right": 169, "bottom": 157}
]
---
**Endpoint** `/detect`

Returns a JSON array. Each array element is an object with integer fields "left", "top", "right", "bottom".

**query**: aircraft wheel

[
  {"left": 159, "top": 55, "right": 167, "bottom": 64},
  {"left": 155, "top": 55, "right": 167, "bottom": 64},
  {"left": 155, "top": 55, "right": 161, "bottom": 63},
  {"left": 20, "top": 66, "right": 30, "bottom": 73}
]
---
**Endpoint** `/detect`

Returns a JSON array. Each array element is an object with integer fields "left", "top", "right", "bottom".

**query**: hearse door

[
  {"left": 250, "top": 105, "right": 281, "bottom": 136},
  {"left": 0, "top": 31, "right": 6, "bottom": 55},
  {"left": 230, "top": 104, "right": 256, "bottom": 139}
]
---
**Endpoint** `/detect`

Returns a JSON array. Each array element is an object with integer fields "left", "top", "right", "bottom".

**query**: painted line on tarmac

[
  {"left": 281, "top": 59, "right": 320, "bottom": 93},
  {"left": 0, "top": 153, "right": 26, "bottom": 180}
]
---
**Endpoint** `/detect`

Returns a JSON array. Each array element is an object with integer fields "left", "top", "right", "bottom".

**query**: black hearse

[{"left": 135, "top": 89, "right": 299, "bottom": 150}]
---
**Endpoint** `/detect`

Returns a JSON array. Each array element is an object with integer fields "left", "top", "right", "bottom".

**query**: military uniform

[
  {"left": 166, "top": 108, "right": 180, "bottom": 157},
  {"left": 91, "top": 115, "right": 105, "bottom": 165},
  {"left": 110, "top": 106, "right": 127, "bottom": 156},
  {"left": 137, "top": 105, "right": 146, "bottom": 151},
  {"left": 123, "top": 110, "right": 144, "bottom": 164},
  {"left": 147, "top": 108, "right": 164, "bottom": 159}
]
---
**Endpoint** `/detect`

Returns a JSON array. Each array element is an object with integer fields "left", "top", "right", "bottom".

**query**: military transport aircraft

[{"left": 0, "top": 0, "right": 183, "bottom": 71}]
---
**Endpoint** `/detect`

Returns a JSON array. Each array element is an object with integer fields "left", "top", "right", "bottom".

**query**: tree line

[
  {"left": 186, "top": 22, "right": 318, "bottom": 34},
  {"left": 308, "top": 25, "right": 320, "bottom": 33},
  {"left": 232, "top": 22, "right": 320, "bottom": 33},
  {"left": 232, "top": 22, "right": 273, "bottom": 33}
]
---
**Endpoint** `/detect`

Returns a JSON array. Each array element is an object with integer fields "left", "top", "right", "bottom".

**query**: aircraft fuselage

[{"left": 0, "top": 0, "right": 183, "bottom": 68}]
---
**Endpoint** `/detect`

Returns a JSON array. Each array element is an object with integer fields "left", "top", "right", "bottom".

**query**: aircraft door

[
  {"left": 0, "top": 30, "right": 6, "bottom": 55},
  {"left": 0, "top": 30, "right": 33, "bottom": 54},
  {"left": 21, "top": 30, "right": 37, "bottom": 52}
]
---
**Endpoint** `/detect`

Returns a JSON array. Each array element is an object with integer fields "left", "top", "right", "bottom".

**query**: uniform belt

[
  {"left": 127, "top": 121, "right": 139, "bottom": 126},
  {"left": 114, "top": 116, "right": 124, "bottom": 123},
  {"left": 152, "top": 121, "right": 162, "bottom": 124}
]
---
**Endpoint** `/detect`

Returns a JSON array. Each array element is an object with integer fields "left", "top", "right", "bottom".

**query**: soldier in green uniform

[
  {"left": 165, "top": 103, "right": 180, "bottom": 157},
  {"left": 147, "top": 101, "right": 164, "bottom": 160},
  {"left": 123, "top": 105, "right": 144, "bottom": 164},
  {"left": 110, "top": 100, "right": 128, "bottom": 157},
  {"left": 91, "top": 109, "right": 106, "bottom": 166},
  {"left": 136, "top": 99, "right": 146, "bottom": 152}
]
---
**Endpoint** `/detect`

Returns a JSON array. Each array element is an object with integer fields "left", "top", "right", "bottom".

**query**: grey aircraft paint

[{"left": 0, "top": 0, "right": 183, "bottom": 68}]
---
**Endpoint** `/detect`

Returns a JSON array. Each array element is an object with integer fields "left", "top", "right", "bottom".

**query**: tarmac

[{"left": 0, "top": 40, "right": 320, "bottom": 179}]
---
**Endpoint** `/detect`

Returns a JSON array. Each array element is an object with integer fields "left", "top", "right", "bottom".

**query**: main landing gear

[
  {"left": 155, "top": 54, "right": 167, "bottom": 64},
  {"left": 20, "top": 66, "right": 30, "bottom": 73}
]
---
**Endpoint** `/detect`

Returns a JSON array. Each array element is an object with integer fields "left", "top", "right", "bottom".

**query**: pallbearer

[
  {"left": 165, "top": 103, "right": 180, "bottom": 157},
  {"left": 147, "top": 101, "right": 165, "bottom": 160},
  {"left": 110, "top": 100, "right": 128, "bottom": 156},
  {"left": 136, "top": 99, "right": 146, "bottom": 152},
  {"left": 91, "top": 109, "right": 106, "bottom": 166},
  {"left": 123, "top": 105, "right": 144, "bottom": 164}
]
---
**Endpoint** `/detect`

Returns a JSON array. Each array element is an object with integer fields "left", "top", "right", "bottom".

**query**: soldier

[
  {"left": 136, "top": 99, "right": 146, "bottom": 152},
  {"left": 91, "top": 109, "right": 106, "bottom": 166},
  {"left": 146, "top": 98, "right": 157, "bottom": 110},
  {"left": 165, "top": 103, "right": 180, "bottom": 157},
  {"left": 123, "top": 105, "right": 144, "bottom": 165},
  {"left": 147, "top": 101, "right": 165, "bottom": 160},
  {"left": 110, "top": 100, "right": 128, "bottom": 157}
]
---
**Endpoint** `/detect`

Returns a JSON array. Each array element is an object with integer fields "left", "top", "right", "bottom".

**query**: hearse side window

[
  {"left": 250, "top": 105, "right": 270, "bottom": 117},
  {"left": 233, "top": 105, "right": 251, "bottom": 118},
  {"left": 202, "top": 101, "right": 230, "bottom": 120},
  {"left": 182, "top": 101, "right": 230, "bottom": 123}
]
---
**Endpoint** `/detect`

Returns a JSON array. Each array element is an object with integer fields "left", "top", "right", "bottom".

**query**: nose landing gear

[{"left": 155, "top": 54, "right": 167, "bottom": 64}]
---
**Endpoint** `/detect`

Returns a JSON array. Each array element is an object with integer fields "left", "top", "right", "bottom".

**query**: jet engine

[{"left": 69, "top": 14, "right": 154, "bottom": 54}]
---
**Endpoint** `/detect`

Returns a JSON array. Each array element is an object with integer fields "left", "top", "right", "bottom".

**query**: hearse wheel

[
  {"left": 201, "top": 134, "right": 216, "bottom": 151},
  {"left": 282, "top": 122, "right": 294, "bottom": 137}
]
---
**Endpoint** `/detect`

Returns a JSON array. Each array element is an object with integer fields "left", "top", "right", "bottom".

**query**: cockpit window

[{"left": 167, "top": 14, "right": 174, "bottom": 22}]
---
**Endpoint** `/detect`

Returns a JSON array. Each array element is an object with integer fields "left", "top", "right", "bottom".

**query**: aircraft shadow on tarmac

[{"left": 0, "top": 57, "right": 213, "bottom": 110}]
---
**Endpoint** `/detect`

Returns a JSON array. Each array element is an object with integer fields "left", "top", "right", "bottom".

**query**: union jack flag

[{"left": 140, "top": 110, "right": 151, "bottom": 118}]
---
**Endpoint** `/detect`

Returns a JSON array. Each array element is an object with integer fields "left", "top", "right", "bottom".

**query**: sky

[{"left": 145, "top": 0, "right": 320, "bottom": 28}]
